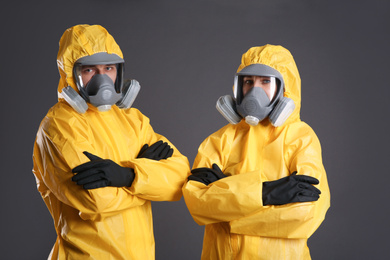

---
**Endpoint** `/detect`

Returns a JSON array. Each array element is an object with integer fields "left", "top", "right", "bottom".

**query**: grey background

[{"left": 1, "top": 0, "right": 389, "bottom": 259}]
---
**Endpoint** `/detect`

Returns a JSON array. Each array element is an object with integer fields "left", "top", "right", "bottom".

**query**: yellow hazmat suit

[
  {"left": 32, "top": 24, "right": 190, "bottom": 259},
  {"left": 183, "top": 45, "right": 330, "bottom": 260}
]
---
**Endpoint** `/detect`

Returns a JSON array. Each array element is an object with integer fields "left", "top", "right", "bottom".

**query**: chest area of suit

[
  {"left": 225, "top": 128, "right": 289, "bottom": 180},
  {"left": 87, "top": 112, "right": 141, "bottom": 160}
]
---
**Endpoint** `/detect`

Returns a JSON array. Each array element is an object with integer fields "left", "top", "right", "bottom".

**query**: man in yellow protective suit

[
  {"left": 183, "top": 45, "right": 330, "bottom": 259},
  {"left": 32, "top": 24, "right": 190, "bottom": 259}
]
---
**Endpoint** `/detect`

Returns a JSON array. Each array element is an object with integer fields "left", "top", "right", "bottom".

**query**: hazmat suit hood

[
  {"left": 237, "top": 44, "right": 301, "bottom": 125},
  {"left": 56, "top": 24, "right": 124, "bottom": 100}
]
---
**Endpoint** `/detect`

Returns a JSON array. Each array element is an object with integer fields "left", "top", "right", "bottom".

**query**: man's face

[
  {"left": 80, "top": 64, "right": 117, "bottom": 86},
  {"left": 242, "top": 76, "right": 277, "bottom": 101}
]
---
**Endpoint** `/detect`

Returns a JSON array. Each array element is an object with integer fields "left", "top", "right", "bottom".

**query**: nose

[
  {"left": 97, "top": 67, "right": 105, "bottom": 74},
  {"left": 253, "top": 77, "right": 263, "bottom": 87}
]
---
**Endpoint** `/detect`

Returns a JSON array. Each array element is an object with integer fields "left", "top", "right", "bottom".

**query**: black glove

[
  {"left": 188, "top": 163, "right": 227, "bottom": 185},
  {"left": 137, "top": 140, "right": 174, "bottom": 160},
  {"left": 262, "top": 172, "right": 321, "bottom": 206},
  {"left": 72, "top": 151, "right": 135, "bottom": 189}
]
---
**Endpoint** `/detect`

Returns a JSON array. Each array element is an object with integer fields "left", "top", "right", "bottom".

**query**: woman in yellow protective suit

[
  {"left": 183, "top": 45, "right": 330, "bottom": 260},
  {"left": 32, "top": 24, "right": 190, "bottom": 259}
]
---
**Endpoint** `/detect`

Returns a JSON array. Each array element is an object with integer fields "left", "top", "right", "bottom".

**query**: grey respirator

[
  {"left": 60, "top": 53, "right": 140, "bottom": 113},
  {"left": 216, "top": 64, "right": 295, "bottom": 127}
]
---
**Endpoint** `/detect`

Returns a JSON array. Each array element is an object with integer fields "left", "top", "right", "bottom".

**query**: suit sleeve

[
  {"left": 182, "top": 127, "right": 263, "bottom": 225},
  {"left": 33, "top": 116, "right": 147, "bottom": 222},
  {"left": 229, "top": 125, "right": 330, "bottom": 239},
  {"left": 126, "top": 117, "right": 191, "bottom": 201}
]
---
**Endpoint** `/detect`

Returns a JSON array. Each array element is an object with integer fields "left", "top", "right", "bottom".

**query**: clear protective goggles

[
  {"left": 73, "top": 53, "right": 124, "bottom": 91},
  {"left": 233, "top": 75, "right": 278, "bottom": 103},
  {"left": 73, "top": 64, "right": 85, "bottom": 89}
]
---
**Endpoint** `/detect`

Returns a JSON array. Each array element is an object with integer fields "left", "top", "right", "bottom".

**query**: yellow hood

[
  {"left": 237, "top": 44, "right": 301, "bottom": 123},
  {"left": 56, "top": 24, "right": 123, "bottom": 98}
]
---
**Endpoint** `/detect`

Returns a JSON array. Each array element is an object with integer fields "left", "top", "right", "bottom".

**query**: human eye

[
  {"left": 105, "top": 65, "right": 116, "bottom": 71},
  {"left": 82, "top": 68, "right": 93, "bottom": 73},
  {"left": 243, "top": 77, "right": 253, "bottom": 85},
  {"left": 261, "top": 77, "right": 271, "bottom": 84}
]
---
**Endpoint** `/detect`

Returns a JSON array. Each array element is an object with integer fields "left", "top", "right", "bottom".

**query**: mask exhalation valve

[{"left": 245, "top": 115, "right": 260, "bottom": 126}]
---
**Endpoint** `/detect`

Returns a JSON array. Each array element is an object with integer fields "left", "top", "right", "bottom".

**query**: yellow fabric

[
  {"left": 183, "top": 45, "right": 330, "bottom": 260},
  {"left": 33, "top": 24, "right": 190, "bottom": 260},
  {"left": 56, "top": 24, "right": 124, "bottom": 96}
]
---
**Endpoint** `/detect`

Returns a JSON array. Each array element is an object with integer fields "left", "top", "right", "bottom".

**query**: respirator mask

[
  {"left": 216, "top": 64, "right": 295, "bottom": 127},
  {"left": 61, "top": 53, "right": 140, "bottom": 113}
]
